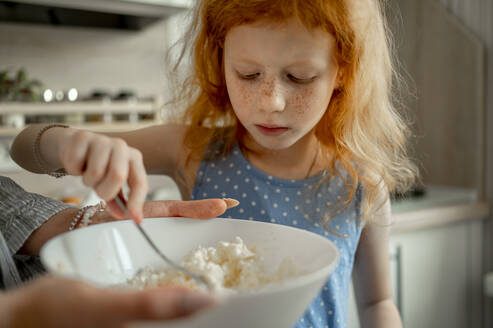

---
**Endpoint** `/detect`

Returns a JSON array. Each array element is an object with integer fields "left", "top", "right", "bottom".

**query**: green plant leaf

[{"left": 16, "top": 69, "right": 27, "bottom": 83}]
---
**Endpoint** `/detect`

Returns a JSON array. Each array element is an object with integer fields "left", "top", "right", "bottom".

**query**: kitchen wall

[
  {"left": 0, "top": 11, "right": 188, "bottom": 98},
  {"left": 388, "top": 0, "right": 485, "bottom": 192},
  {"left": 432, "top": 0, "right": 493, "bottom": 196},
  {"left": 0, "top": 10, "right": 190, "bottom": 201},
  {"left": 422, "top": 0, "right": 493, "bottom": 327}
]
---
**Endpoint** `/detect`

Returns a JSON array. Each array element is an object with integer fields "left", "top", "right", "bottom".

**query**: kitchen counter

[{"left": 390, "top": 185, "right": 490, "bottom": 233}]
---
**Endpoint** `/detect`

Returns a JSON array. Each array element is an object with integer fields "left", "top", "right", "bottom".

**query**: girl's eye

[
  {"left": 287, "top": 74, "right": 316, "bottom": 84},
  {"left": 238, "top": 72, "right": 260, "bottom": 80}
]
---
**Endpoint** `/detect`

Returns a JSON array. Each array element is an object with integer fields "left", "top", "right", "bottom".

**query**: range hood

[{"left": 0, "top": 0, "right": 191, "bottom": 30}]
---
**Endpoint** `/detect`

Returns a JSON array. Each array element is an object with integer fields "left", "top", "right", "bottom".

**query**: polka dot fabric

[{"left": 192, "top": 145, "right": 363, "bottom": 328}]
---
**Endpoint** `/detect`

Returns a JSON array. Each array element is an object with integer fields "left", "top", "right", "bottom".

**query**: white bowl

[{"left": 40, "top": 217, "right": 338, "bottom": 328}]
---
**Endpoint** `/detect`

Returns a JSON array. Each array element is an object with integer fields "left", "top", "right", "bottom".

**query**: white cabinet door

[{"left": 394, "top": 222, "right": 468, "bottom": 328}]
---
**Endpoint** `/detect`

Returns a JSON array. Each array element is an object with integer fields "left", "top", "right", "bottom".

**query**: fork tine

[{"left": 114, "top": 193, "right": 212, "bottom": 291}]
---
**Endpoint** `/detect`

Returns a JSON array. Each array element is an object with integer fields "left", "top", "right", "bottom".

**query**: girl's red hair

[{"left": 173, "top": 0, "right": 417, "bottom": 219}]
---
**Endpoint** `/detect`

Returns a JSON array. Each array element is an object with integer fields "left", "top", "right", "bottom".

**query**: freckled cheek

[
  {"left": 290, "top": 88, "right": 316, "bottom": 116},
  {"left": 228, "top": 79, "right": 257, "bottom": 110},
  {"left": 227, "top": 79, "right": 260, "bottom": 126}
]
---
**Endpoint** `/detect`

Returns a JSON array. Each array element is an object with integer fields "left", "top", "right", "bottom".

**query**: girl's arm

[
  {"left": 112, "top": 124, "right": 189, "bottom": 176},
  {"left": 10, "top": 124, "right": 187, "bottom": 176},
  {"left": 352, "top": 196, "right": 403, "bottom": 328},
  {"left": 10, "top": 124, "right": 187, "bottom": 221}
]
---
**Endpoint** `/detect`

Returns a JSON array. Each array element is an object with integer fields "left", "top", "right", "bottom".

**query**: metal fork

[{"left": 114, "top": 194, "right": 212, "bottom": 291}]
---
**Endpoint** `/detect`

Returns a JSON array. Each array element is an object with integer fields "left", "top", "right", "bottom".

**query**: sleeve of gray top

[
  {"left": 0, "top": 231, "right": 22, "bottom": 289},
  {"left": 0, "top": 176, "right": 75, "bottom": 255}
]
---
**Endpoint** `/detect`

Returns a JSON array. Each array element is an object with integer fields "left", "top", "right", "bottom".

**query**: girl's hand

[{"left": 57, "top": 129, "right": 148, "bottom": 222}]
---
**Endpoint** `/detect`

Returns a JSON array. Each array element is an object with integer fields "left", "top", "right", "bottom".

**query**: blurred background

[{"left": 0, "top": 0, "right": 492, "bottom": 327}]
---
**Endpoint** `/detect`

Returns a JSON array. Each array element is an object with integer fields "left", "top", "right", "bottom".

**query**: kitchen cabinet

[
  {"left": 0, "top": 98, "right": 166, "bottom": 173},
  {"left": 0, "top": 98, "right": 165, "bottom": 137},
  {"left": 5, "top": 0, "right": 192, "bottom": 17},
  {"left": 347, "top": 218, "right": 484, "bottom": 328},
  {"left": 1, "top": 0, "right": 191, "bottom": 30}
]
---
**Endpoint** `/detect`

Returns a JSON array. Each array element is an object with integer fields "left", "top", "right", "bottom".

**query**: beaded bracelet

[
  {"left": 68, "top": 201, "right": 106, "bottom": 231},
  {"left": 33, "top": 124, "right": 69, "bottom": 178},
  {"left": 68, "top": 206, "right": 90, "bottom": 231}
]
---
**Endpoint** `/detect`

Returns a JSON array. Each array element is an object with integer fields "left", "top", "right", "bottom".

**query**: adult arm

[
  {"left": 20, "top": 197, "right": 234, "bottom": 256},
  {"left": 0, "top": 176, "right": 73, "bottom": 257}
]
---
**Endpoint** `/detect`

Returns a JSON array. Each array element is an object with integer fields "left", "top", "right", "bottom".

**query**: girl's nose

[{"left": 258, "top": 79, "right": 286, "bottom": 113}]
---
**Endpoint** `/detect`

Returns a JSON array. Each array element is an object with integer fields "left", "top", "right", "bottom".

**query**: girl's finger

[
  {"left": 60, "top": 132, "right": 91, "bottom": 175},
  {"left": 82, "top": 139, "right": 112, "bottom": 188},
  {"left": 94, "top": 146, "right": 129, "bottom": 201},
  {"left": 126, "top": 152, "right": 148, "bottom": 224}
]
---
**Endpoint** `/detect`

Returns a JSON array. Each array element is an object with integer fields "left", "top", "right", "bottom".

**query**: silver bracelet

[
  {"left": 68, "top": 201, "right": 106, "bottom": 231},
  {"left": 68, "top": 206, "right": 90, "bottom": 231},
  {"left": 33, "top": 124, "right": 69, "bottom": 178}
]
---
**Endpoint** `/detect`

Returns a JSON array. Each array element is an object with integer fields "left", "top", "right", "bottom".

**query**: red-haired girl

[{"left": 12, "top": 1, "right": 417, "bottom": 326}]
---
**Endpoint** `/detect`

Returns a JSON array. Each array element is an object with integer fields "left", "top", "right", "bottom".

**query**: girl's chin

[{"left": 249, "top": 133, "right": 299, "bottom": 151}]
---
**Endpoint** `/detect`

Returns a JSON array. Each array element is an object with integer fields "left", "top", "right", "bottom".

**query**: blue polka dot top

[{"left": 192, "top": 144, "right": 363, "bottom": 328}]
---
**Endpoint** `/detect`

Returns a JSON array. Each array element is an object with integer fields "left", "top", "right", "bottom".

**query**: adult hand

[
  {"left": 4, "top": 276, "right": 215, "bottom": 328},
  {"left": 20, "top": 198, "right": 239, "bottom": 256},
  {"left": 89, "top": 198, "right": 238, "bottom": 227},
  {"left": 109, "top": 198, "right": 240, "bottom": 222}
]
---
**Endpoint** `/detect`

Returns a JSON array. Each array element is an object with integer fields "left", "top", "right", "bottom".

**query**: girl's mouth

[{"left": 255, "top": 124, "right": 289, "bottom": 136}]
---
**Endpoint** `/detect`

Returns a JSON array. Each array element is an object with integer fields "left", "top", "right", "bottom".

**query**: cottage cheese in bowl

[
  {"left": 126, "top": 236, "right": 299, "bottom": 293},
  {"left": 40, "top": 217, "right": 339, "bottom": 328}
]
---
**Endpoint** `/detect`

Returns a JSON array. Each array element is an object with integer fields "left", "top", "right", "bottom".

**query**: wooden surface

[{"left": 391, "top": 0, "right": 485, "bottom": 191}]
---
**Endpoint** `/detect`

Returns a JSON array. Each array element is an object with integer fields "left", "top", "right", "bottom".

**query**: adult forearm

[
  {"left": 18, "top": 208, "right": 78, "bottom": 256},
  {"left": 10, "top": 124, "right": 72, "bottom": 173},
  {"left": 360, "top": 299, "right": 403, "bottom": 328}
]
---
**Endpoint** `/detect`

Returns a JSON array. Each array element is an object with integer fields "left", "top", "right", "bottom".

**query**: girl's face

[{"left": 224, "top": 18, "right": 339, "bottom": 151}]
